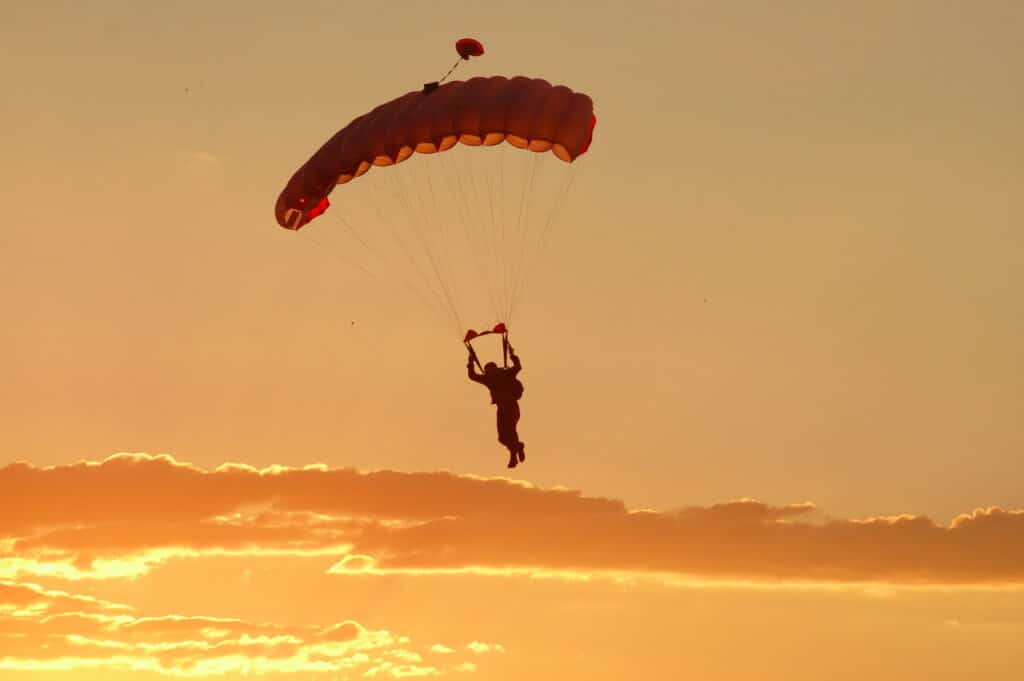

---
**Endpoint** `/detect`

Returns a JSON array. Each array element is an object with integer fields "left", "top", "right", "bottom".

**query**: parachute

[{"left": 275, "top": 39, "right": 596, "bottom": 337}]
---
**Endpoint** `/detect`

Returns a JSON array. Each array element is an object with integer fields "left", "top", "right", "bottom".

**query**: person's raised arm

[
  {"left": 467, "top": 352, "right": 485, "bottom": 383},
  {"left": 509, "top": 346, "right": 522, "bottom": 376}
]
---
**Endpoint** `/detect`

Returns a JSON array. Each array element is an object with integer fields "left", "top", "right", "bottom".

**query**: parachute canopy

[{"left": 275, "top": 76, "right": 596, "bottom": 231}]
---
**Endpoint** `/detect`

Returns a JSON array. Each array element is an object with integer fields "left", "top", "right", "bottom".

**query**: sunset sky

[{"left": 3, "top": 1, "right": 1023, "bottom": 679}]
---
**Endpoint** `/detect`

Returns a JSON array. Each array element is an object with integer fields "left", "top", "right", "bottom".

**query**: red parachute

[
  {"left": 275, "top": 40, "right": 596, "bottom": 337},
  {"left": 275, "top": 77, "right": 596, "bottom": 230}
]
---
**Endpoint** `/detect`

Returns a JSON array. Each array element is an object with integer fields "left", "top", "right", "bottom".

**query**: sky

[{"left": 2, "top": 1, "right": 1023, "bottom": 679}]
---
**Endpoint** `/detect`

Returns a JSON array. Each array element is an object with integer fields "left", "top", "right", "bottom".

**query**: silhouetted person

[{"left": 467, "top": 346, "right": 525, "bottom": 468}]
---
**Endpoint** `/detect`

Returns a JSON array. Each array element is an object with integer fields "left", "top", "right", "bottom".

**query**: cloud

[
  {"left": 466, "top": 642, "right": 506, "bottom": 655},
  {"left": 2, "top": 453, "right": 1023, "bottom": 587},
  {"left": 0, "top": 580, "right": 127, "bottom": 616},
  {"left": 0, "top": 580, "right": 491, "bottom": 677}
]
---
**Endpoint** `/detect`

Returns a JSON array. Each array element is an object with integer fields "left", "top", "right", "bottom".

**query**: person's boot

[
  {"left": 507, "top": 450, "right": 518, "bottom": 468},
  {"left": 517, "top": 442, "right": 526, "bottom": 462}
]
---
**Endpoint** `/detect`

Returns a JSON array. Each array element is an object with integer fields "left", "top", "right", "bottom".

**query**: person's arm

[
  {"left": 467, "top": 354, "right": 485, "bottom": 383},
  {"left": 509, "top": 347, "right": 522, "bottom": 376}
]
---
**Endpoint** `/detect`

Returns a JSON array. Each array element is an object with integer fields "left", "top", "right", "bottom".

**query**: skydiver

[{"left": 467, "top": 345, "right": 526, "bottom": 468}]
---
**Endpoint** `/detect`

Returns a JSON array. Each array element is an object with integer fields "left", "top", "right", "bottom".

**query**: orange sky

[{"left": 3, "top": 1, "right": 1023, "bottom": 679}]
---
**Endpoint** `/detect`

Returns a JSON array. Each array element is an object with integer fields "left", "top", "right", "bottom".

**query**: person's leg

[
  {"left": 496, "top": 405, "right": 518, "bottom": 468},
  {"left": 510, "top": 403, "right": 525, "bottom": 462}
]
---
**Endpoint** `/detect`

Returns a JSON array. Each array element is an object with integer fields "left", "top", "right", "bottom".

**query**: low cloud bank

[{"left": 2, "top": 453, "right": 1021, "bottom": 587}]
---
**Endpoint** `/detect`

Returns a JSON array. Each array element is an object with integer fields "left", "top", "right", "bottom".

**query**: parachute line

[
  {"left": 509, "top": 158, "right": 581, "bottom": 320},
  {"left": 390, "top": 161, "right": 463, "bottom": 334},
  {"left": 508, "top": 153, "right": 539, "bottom": 322},
  {"left": 448, "top": 148, "right": 501, "bottom": 322}
]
